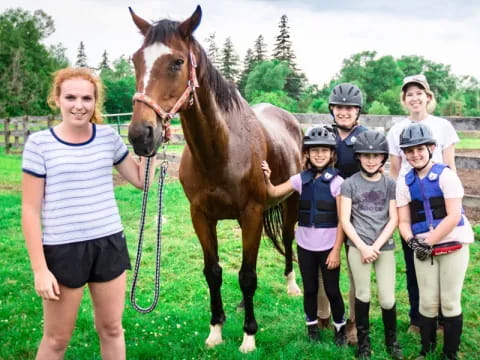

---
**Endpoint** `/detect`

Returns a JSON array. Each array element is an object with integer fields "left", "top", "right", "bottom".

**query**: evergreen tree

[
  {"left": 253, "top": 35, "right": 267, "bottom": 63},
  {"left": 205, "top": 32, "right": 220, "bottom": 69},
  {"left": 220, "top": 37, "right": 240, "bottom": 83},
  {"left": 238, "top": 48, "right": 256, "bottom": 96},
  {"left": 75, "top": 41, "right": 88, "bottom": 68},
  {"left": 272, "top": 15, "right": 295, "bottom": 67},
  {"left": 98, "top": 50, "right": 110, "bottom": 71}
]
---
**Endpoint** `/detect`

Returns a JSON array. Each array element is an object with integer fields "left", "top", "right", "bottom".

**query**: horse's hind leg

[
  {"left": 283, "top": 195, "right": 302, "bottom": 296},
  {"left": 238, "top": 203, "right": 264, "bottom": 353},
  {"left": 191, "top": 207, "right": 225, "bottom": 347}
]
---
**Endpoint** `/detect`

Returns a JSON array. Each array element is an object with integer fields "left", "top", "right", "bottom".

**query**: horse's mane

[{"left": 145, "top": 19, "right": 242, "bottom": 113}]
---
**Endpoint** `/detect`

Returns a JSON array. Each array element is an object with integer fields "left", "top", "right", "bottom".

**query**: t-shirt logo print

[{"left": 359, "top": 190, "right": 386, "bottom": 212}]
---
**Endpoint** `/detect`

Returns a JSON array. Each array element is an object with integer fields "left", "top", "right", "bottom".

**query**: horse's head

[{"left": 128, "top": 6, "right": 202, "bottom": 156}]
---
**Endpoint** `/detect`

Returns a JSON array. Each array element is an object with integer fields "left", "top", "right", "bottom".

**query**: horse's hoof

[
  {"left": 239, "top": 333, "right": 256, "bottom": 353},
  {"left": 205, "top": 324, "right": 223, "bottom": 347},
  {"left": 287, "top": 284, "right": 302, "bottom": 296},
  {"left": 286, "top": 270, "right": 302, "bottom": 296}
]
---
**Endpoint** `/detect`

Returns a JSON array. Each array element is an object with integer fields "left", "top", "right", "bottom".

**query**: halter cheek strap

[{"left": 132, "top": 51, "right": 199, "bottom": 141}]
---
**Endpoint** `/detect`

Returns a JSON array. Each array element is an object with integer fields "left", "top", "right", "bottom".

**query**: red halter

[{"left": 132, "top": 51, "right": 199, "bottom": 141}]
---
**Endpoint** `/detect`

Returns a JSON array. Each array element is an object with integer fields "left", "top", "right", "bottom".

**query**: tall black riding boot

[
  {"left": 442, "top": 314, "right": 463, "bottom": 360},
  {"left": 307, "top": 323, "right": 320, "bottom": 342},
  {"left": 418, "top": 314, "right": 437, "bottom": 357},
  {"left": 382, "top": 305, "right": 403, "bottom": 360},
  {"left": 355, "top": 299, "right": 371, "bottom": 359}
]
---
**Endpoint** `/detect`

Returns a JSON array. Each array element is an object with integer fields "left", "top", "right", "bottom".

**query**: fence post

[
  {"left": 4, "top": 117, "right": 10, "bottom": 154},
  {"left": 47, "top": 114, "right": 54, "bottom": 128},
  {"left": 23, "top": 115, "right": 30, "bottom": 144}
]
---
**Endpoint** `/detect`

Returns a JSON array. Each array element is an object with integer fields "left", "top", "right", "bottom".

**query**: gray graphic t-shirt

[{"left": 341, "top": 172, "right": 396, "bottom": 250}]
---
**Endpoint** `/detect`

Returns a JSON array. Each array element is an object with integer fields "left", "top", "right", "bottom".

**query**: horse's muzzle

[{"left": 128, "top": 123, "right": 162, "bottom": 157}]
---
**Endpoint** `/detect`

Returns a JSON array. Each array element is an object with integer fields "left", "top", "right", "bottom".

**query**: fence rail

[{"left": 1, "top": 113, "right": 479, "bottom": 154}]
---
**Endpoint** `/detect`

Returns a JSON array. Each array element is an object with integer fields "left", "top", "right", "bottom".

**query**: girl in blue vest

[
  {"left": 261, "top": 126, "right": 346, "bottom": 344},
  {"left": 340, "top": 130, "right": 403, "bottom": 360},
  {"left": 396, "top": 123, "right": 473, "bottom": 360}
]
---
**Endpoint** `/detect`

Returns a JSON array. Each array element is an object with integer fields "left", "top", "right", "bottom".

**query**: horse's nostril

[{"left": 144, "top": 125, "right": 154, "bottom": 144}]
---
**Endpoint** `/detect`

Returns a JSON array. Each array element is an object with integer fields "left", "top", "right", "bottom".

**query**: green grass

[
  {"left": 1, "top": 149, "right": 479, "bottom": 359},
  {"left": 457, "top": 132, "right": 480, "bottom": 149}
]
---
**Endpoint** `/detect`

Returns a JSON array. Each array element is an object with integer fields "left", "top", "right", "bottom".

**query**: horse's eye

[{"left": 175, "top": 59, "right": 184, "bottom": 66}]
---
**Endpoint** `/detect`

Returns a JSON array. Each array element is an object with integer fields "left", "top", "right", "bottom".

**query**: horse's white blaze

[
  {"left": 286, "top": 270, "right": 302, "bottom": 296},
  {"left": 239, "top": 333, "right": 256, "bottom": 353},
  {"left": 142, "top": 42, "right": 172, "bottom": 91},
  {"left": 205, "top": 324, "right": 223, "bottom": 347}
]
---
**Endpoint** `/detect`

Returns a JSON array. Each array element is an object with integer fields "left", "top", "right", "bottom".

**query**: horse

[{"left": 127, "top": 5, "right": 303, "bottom": 353}]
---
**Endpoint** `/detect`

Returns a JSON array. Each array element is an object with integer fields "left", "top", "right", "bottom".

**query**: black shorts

[{"left": 43, "top": 231, "right": 131, "bottom": 288}]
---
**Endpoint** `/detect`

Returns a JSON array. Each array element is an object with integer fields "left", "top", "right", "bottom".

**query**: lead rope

[{"left": 130, "top": 148, "right": 168, "bottom": 313}]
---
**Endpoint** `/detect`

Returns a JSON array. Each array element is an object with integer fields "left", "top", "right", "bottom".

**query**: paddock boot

[
  {"left": 333, "top": 321, "right": 347, "bottom": 346},
  {"left": 441, "top": 314, "right": 463, "bottom": 360},
  {"left": 381, "top": 305, "right": 404, "bottom": 360},
  {"left": 416, "top": 314, "right": 437, "bottom": 359},
  {"left": 307, "top": 323, "right": 320, "bottom": 342},
  {"left": 355, "top": 299, "right": 371, "bottom": 359}
]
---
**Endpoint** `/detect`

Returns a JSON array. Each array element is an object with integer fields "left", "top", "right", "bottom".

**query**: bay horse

[{"left": 128, "top": 5, "right": 302, "bottom": 352}]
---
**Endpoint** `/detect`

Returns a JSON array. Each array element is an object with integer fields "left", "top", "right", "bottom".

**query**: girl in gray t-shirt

[{"left": 340, "top": 130, "right": 403, "bottom": 360}]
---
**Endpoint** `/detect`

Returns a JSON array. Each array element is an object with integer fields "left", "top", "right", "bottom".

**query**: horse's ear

[
  {"left": 129, "top": 7, "right": 151, "bottom": 36},
  {"left": 179, "top": 5, "right": 202, "bottom": 38}
]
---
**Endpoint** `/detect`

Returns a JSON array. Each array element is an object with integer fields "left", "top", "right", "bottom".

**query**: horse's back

[{"left": 252, "top": 103, "right": 302, "bottom": 179}]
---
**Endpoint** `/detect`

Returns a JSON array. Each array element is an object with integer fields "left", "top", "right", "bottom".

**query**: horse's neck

[{"left": 180, "top": 87, "right": 241, "bottom": 168}]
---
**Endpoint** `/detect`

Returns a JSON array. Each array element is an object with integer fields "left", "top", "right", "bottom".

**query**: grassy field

[{"left": 0, "top": 148, "right": 479, "bottom": 359}]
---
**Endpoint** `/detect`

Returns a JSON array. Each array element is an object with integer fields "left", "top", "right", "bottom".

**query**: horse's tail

[{"left": 263, "top": 204, "right": 286, "bottom": 256}]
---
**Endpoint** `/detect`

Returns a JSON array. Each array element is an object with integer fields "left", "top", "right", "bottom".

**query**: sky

[{"left": 3, "top": 0, "right": 480, "bottom": 87}]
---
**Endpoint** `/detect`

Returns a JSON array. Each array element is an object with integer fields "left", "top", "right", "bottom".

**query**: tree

[
  {"left": 368, "top": 101, "right": 390, "bottom": 115},
  {"left": 244, "top": 60, "right": 291, "bottom": 100},
  {"left": 98, "top": 50, "right": 110, "bottom": 71},
  {"left": 100, "top": 56, "right": 136, "bottom": 115},
  {"left": 271, "top": 14, "right": 305, "bottom": 99},
  {"left": 205, "top": 32, "right": 220, "bottom": 69},
  {"left": 0, "top": 8, "right": 67, "bottom": 116},
  {"left": 237, "top": 48, "right": 256, "bottom": 96},
  {"left": 253, "top": 35, "right": 268, "bottom": 63},
  {"left": 219, "top": 37, "right": 240, "bottom": 83},
  {"left": 75, "top": 41, "right": 88, "bottom": 68}
]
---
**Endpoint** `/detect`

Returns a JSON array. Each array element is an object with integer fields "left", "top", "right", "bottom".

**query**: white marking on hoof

[
  {"left": 239, "top": 332, "right": 256, "bottom": 353},
  {"left": 286, "top": 270, "right": 302, "bottom": 296},
  {"left": 205, "top": 324, "right": 223, "bottom": 347}
]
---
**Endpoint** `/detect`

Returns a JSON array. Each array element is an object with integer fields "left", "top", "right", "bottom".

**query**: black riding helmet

[
  {"left": 329, "top": 83, "right": 363, "bottom": 130},
  {"left": 303, "top": 126, "right": 336, "bottom": 150},
  {"left": 399, "top": 123, "right": 436, "bottom": 149},
  {"left": 354, "top": 130, "right": 389, "bottom": 177}
]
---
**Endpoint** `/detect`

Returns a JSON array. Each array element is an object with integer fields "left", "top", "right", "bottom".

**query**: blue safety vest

[
  {"left": 335, "top": 125, "right": 368, "bottom": 179},
  {"left": 406, "top": 163, "right": 464, "bottom": 235},
  {"left": 299, "top": 167, "right": 339, "bottom": 228}
]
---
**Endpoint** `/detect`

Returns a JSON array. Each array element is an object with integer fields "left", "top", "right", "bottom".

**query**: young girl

[
  {"left": 396, "top": 123, "right": 473, "bottom": 360},
  {"left": 320, "top": 82, "right": 369, "bottom": 344},
  {"left": 386, "top": 74, "right": 459, "bottom": 333},
  {"left": 22, "top": 67, "right": 154, "bottom": 360},
  {"left": 340, "top": 130, "right": 403, "bottom": 360},
  {"left": 261, "top": 126, "right": 346, "bottom": 344}
]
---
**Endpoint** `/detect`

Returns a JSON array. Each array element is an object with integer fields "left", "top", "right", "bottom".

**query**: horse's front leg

[
  {"left": 238, "top": 203, "right": 264, "bottom": 353},
  {"left": 191, "top": 207, "right": 225, "bottom": 347},
  {"left": 283, "top": 195, "right": 302, "bottom": 296}
]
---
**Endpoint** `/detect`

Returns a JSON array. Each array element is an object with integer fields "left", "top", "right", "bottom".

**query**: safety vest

[
  {"left": 406, "top": 163, "right": 464, "bottom": 235},
  {"left": 335, "top": 125, "right": 368, "bottom": 179},
  {"left": 299, "top": 167, "right": 339, "bottom": 228}
]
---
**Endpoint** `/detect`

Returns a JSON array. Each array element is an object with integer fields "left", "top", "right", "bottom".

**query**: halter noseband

[{"left": 132, "top": 51, "right": 199, "bottom": 141}]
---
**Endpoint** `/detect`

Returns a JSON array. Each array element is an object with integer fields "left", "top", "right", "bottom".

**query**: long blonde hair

[{"left": 47, "top": 67, "right": 105, "bottom": 124}]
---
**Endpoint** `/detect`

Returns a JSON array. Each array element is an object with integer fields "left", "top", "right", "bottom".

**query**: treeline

[{"left": 1, "top": 8, "right": 479, "bottom": 118}]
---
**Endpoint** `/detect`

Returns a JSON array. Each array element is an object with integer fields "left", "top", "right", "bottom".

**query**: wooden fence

[{"left": 2, "top": 113, "right": 479, "bottom": 154}]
